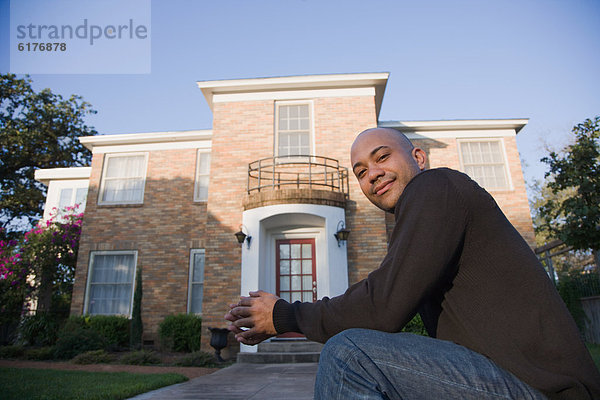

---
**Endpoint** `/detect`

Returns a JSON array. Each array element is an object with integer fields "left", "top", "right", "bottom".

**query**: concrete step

[{"left": 237, "top": 339, "right": 323, "bottom": 364}]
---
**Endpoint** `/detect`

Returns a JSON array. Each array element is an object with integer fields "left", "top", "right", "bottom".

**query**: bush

[
  {"left": 24, "top": 346, "right": 55, "bottom": 361},
  {"left": 174, "top": 351, "right": 218, "bottom": 368},
  {"left": 18, "top": 312, "right": 64, "bottom": 347},
  {"left": 54, "top": 325, "right": 106, "bottom": 360},
  {"left": 120, "top": 350, "right": 161, "bottom": 365},
  {"left": 71, "top": 349, "right": 115, "bottom": 364},
  {"left": 88, "top": 315, "right": 130, "bottom": 350},
  {"left": 402, "top": 314, "right": 428, "bottom": 336},
  {"left": 0, "top": 345, "right": 24, "bottom": 359},
  {"left": 159, "top": 314, "right": 202, "bottom": 352}
]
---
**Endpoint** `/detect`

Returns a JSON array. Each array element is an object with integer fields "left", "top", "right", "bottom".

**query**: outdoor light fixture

[
  {"left": 334, "top": 220, "right": 350, "bottom": 247},
  {"left": 234, "top": 225, "right": 252, "bottom": 249}
]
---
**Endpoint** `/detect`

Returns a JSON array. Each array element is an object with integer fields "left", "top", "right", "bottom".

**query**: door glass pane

[
  {"left": 302, "top": 260, "right": 312, "bottom": 274},
  {"left": 291, "top": 292, "right": 302, "bottom": 302},
  {"left": 280, "top": 291, "right": 290, "bottom": 302},
  {"left": 280, "top": 276, "right": 290, "bottom": 291},
  {"left": 291, "top": 244, "right": 301, "bottom": 258},
  {"left": 279, "top": 244, "right": 289, "bottom": 259},
  {"left": 280, "top": 260, "right": 290, "bottom": 275},
  {"left": 302, "top": 244, "right": 312, "bottom": 258},
  {"left": 291, "top": 260, "right": 301, "bottom": 275},
  {"left": 302, "top": 276, "right": 312, "bottom": 290},
  {"left": 291, "top": 275, "right": 301, "bottom": 290},
  {"left": 302, "top": 292, "right": 313, "bottom": 302}
]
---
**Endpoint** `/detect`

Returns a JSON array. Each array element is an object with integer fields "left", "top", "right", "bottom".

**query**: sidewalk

[{"left": 128, "top": 362, "right": 319, "bottom": 400}]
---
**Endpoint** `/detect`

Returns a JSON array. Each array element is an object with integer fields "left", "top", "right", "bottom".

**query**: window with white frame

[
  {"left": 188, "top": 249, "right": 205, "bottom": 314},
  {"left": 99, "top": 153, "right": 148, "bottom": 204},
  {"left": 85, "top": 251, "right": 137, "bottom": 316},
  {"left": 276, "top": 103, "right": 311, "bottom": 157},
  {"left": 459, "top": 140, "right": 510, "bottom": 190},
  {"left": 194, "top": 151, "right": 210, "bottom": 202},
  {"left": 58, "top": 187, "right": 88, "bottom": 212}
]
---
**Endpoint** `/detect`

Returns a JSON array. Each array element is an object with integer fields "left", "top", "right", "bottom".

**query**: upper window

[
  {"left": 59, "top": 187, "right": 88, "bottom": 212},
  {"left": 276, "top": 103, "right": 312, "bottom": 157},
  {"left": 99, "top": 153, "right": 148, "bottom": 205},
  {"left": 194, "top": 150, "right": 210, "bottom": 202},
  {"left": 458, "top": 140, "right": 510, "bottom": 190},
  {"left": 85, "top": 251, "right": 137, "bottom": 316},
  {"left": 188, "top": 249, "right": 205, "bottom": 314}
]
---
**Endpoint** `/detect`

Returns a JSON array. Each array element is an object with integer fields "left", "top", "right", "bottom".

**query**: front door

[{"left": 276, "top": 239, "right": 317, "bottom": 303}]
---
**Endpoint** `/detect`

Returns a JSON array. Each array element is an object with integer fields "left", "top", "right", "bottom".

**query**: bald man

[{"left": 226, "top": 128, "right": 600, "bottom": 399}]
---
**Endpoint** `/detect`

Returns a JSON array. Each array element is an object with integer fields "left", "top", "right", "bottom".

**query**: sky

[{"left": 1, "top": 0, "right": 599, "bottom": 201}]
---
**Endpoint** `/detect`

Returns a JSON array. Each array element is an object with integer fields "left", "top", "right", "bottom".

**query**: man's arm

[{"left": 227, "top": 169, "right": 469, "bottom": 344}]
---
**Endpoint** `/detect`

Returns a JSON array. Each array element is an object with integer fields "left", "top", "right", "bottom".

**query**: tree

[
  {"left": 0, "top": 74, "right": 95, "bottom": 240},
  {"left": 538, "top": 116, "right": 600, "bottom": 268},
  {"left": 130, "top": 267, "right": 143, "bottom": 350}
]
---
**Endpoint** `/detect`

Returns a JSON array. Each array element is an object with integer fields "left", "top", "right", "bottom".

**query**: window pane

[
  {"left": 190, "top": 283, "right": 203, "bottom": 314},
  {"left": 291, "top": 292, "right": 302, "bottom": 302},
  {"left": 280, "top": 276, "right": 290, "bottom": 291},
  {"left": 280, "top": 291, "right": 291, "bottom": 302},
  {"left": 291, "top": 260, "right": 301, "bottom": 275},
  {"left": 302, "top": 260, "right": 312, "bottom": 274},
  {"left": 279, "top": 244, "right": 290, "bottom": 259},
  {"left": 75, "top": 188, "right": 87, "bottom": 210},
  {"left": 59, "top": 188, "right": 72, "bottom": 209},
  {"left": 280, "top": 260, "right": 290, "bottom": 275},
  {"left": 88, "top": 253, "right": 135, "bottom": 316},
  {"left": 302, "top": 276, "right": 312, "bottom": 290},
  {"left": 102, "top": 155, "right": 146, "bottom": 203},
  {"left": 193, "top": 252, "right": 205, "bottom": 283},
  {"left": 302, "top": 244, "right": 312, "bottom": 258},
  {"left": 298, "top": 105, "right": 308, "bottom": 118},
  {"left": 291, "top": 244, "right": 301, "bottom": 258},
  {"left": 291, "top": 275, "right": 301, "bottom": 290},
  {"left": 302, "top": 291, "right": 313, "bottom": 302}
]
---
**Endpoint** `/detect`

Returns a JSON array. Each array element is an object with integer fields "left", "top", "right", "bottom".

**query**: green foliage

[
  {"left": 401, "top": 314, "right": 428, "bottom": 336},
  {"left": 174, "top": 351, "right": 218, "bottom": 368},
  {"left": 120, "top": 350, "right": 161, "bottom": 365},
  {"left": 586, "top": 343, "right": 600, "bottom": 370},
  {"left": 158, "top": 313, "right": 202, "bottom": 352},
  {"left": 17, "top": 312, "right": 64, "bottom": 347},
  {"left": 88, "top": 315, "right": 130, "bottom": 350},
  {"left": 71, "top": 349, "right": 115, "bottom": 365},
  {"left": 0, "top": 74, "right": 95, "bottom": 239},
  {"left": 24, "top": 346, "right": 56, "bottom": 361},
  {"left": 0, "top": 367, "right": 187, "bottom": 400},
  {"left": 557, "top": 273, "right": 589, "bottom": 332},
  {"left": 539, "top": 116, "right": 600, "bottom": 253},
  {"left": 130, "top": 267, "right": 143, "bottom": 350},
  {"left": 54, "top": 323, "right": 106, "bottom": 360},
  {"left": 0, "top": 344, "right": 24, "bottom": 358}
]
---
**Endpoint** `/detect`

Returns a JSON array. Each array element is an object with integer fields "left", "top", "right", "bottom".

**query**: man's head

[{"left": 351, "top": 128, "right": 428, "bottom": 212}]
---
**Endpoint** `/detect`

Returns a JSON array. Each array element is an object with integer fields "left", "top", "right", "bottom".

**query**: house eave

[
  {"left": 379, "top": 119, "right": 529, "bottom": 133},
  {"left": 34, "top": 167, "right": 92, "bottom": 186},
  {"left": 78, "top": 129, "right": 212, "bottom": 151}
]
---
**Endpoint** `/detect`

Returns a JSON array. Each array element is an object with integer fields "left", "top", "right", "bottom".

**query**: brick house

[{"left": 35, "top": 72, "right": 534, "bottom": 357}]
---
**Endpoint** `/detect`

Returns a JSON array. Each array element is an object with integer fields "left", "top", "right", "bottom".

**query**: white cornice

[
  {"left": 197, "top": 72, "right": 389, "bottom": 118},
  {"left": 35, "top": 167, "right": 91, "bottom": 185},
  {"left": 78, "top": 129, "right": 212, "bottom": 151},
  {"left": 379, "top": 119, "right": 528, "bottom": 134}
]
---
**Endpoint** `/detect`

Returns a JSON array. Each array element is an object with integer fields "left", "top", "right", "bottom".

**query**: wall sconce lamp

[
  {"left": 334, "top": 221, "right": 350, "bottom": 247},
  {"left": 234, "top": 225, "right": 252, "bottom": 249}
]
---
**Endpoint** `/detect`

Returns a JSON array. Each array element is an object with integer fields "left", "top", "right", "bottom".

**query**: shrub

[
  {"left": 88, "top": 315, "right": 130, "bottom": 350},
  {"left": 24, "top": 346, "right": 55, "bottom": 361},
  {"left": 159, "top": 314, "right": 202, "bottom": 352},
  {"left": 0, "top": 345, "right": 24, "bottom": 359},
  {"left": 174, "top": 351, "right": 218, "bottom": 368},
  {"left": 402, "top": 314, "right": 428, "bottom": 336},
  {"left": 71, "top": 349, "right": 115, "bottom": 364},
  {"left": 54, "top": 325, "right": 106, "bottom": 360},
  {"left": 18, "top": 312, "right": 63, "bottom": 347},
  {"left": 120, "top": 350, "right": 161, "bottom": 365}
]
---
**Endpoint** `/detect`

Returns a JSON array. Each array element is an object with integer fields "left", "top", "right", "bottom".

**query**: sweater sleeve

[{"left": 273, "top": 169, "right": 470, "bottom": 343}]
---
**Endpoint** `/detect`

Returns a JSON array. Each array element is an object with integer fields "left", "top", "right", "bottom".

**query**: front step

[{"left": 237, "top": 339, "right": 323, "bottom": 364}]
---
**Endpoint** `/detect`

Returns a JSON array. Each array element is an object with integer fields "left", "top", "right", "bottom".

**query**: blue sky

[{"left": 1, "top": 0, "right": 599, "bottom": 199}]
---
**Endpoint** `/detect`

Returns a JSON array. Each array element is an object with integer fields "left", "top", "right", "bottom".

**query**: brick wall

[{"left": 71, "top": 148, "right": 208, "bottom": 344}]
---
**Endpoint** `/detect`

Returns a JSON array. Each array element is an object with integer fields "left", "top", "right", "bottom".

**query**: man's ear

[{"left": 412, "top": 148, "right": 428, "bottom": 171}]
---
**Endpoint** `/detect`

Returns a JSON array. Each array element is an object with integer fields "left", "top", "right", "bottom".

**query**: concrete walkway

[{"left": 128, "top": 362, "right": 318, "bottom": 400}]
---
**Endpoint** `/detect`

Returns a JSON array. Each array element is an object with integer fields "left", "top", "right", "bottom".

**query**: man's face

[{"left": 351, "top": 129, "right": 426, "bottom": 212}]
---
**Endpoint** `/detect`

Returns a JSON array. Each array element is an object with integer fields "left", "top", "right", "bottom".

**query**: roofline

[
  {"left": 379, "top": 119, "right": 529, "bottom": 133},
  {"left": 197, "top": 72, "right": 389, "bottom": 118},
  {"left": 78, "top": 129, "right": 212, "bottom": 151},
  {"left": 34, "top": 167, "right": 91, "bottom": 185}
]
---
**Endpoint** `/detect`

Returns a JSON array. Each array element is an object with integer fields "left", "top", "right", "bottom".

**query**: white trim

[
  {"left": 404, "top": 129, "right": 517, "bottom": 140},
  {"left": 84, "top": 250, "right": 138, "bottom": 317},
  {"left": 379, "top": 119, "right": 528, "bottom": 134},
  {"left": 187, "top": 249, "right": 205, "bottom": 315},
  {"left": 212, "top": 87, "right": 375, "bottom": 104},
  {"left": 194, "top": 149, "right": 211, "bottom": 202},
  {"left": 35, "top": 167, "right": 91, "bottom": 185},
  {"left": 98, "top": 152, "right": 149, "bottom": 205},
  {"left": 90, "top": 140, "right": 211, "bottom": 154},
  {"left": 79, "top": 130, "right": 212, "bottom": 152},
  {"left": 457, "top": 137, "right": 514, "bottom": 191}
]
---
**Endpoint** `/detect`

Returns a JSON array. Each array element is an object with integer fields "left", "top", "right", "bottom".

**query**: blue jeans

[{"left": 315, "top": 329, "right": 547, "bottom": 400}]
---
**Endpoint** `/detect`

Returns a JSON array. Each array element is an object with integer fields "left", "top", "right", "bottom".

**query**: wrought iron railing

[{"left": 247, "top": 155, "right": 349, "bottom": 198}]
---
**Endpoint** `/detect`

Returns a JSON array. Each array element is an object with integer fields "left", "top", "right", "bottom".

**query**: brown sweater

[{"left": 273, "top": 168, "right": 600, "bottom": 400}]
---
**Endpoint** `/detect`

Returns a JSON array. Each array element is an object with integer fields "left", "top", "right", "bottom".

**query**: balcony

[{"left": 243, "top": 155, "right": 349, "bottom": 210}]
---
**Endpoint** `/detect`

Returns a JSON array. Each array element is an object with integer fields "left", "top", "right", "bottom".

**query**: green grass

[
  {"left": 0, "top": 367, "right": 187, "bottom": 400},
  {"left": 587, "top": 343, "right": 600, "bottom": 370}
]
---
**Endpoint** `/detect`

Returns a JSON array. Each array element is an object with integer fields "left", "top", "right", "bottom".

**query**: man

[{"left": 226, "top": 128, "right": 600, "bottom": 399}]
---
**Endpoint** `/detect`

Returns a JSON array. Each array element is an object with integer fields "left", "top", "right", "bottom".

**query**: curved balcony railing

[{"left": 247, "top": 155, "right": 349, "bottom": 198}]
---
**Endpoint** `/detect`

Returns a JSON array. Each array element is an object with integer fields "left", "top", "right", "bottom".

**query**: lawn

[{"left": 0, "top": 367, "right": 187, "bottom": 400}]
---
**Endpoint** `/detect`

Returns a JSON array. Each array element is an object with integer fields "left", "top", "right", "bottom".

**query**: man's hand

[{"left": 224, "top": 290, "right": 280, "bottom": 345}]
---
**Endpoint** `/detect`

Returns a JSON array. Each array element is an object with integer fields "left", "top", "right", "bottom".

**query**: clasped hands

[{"left": 225, "top": 290, "right": 280, "bottom": 345}]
